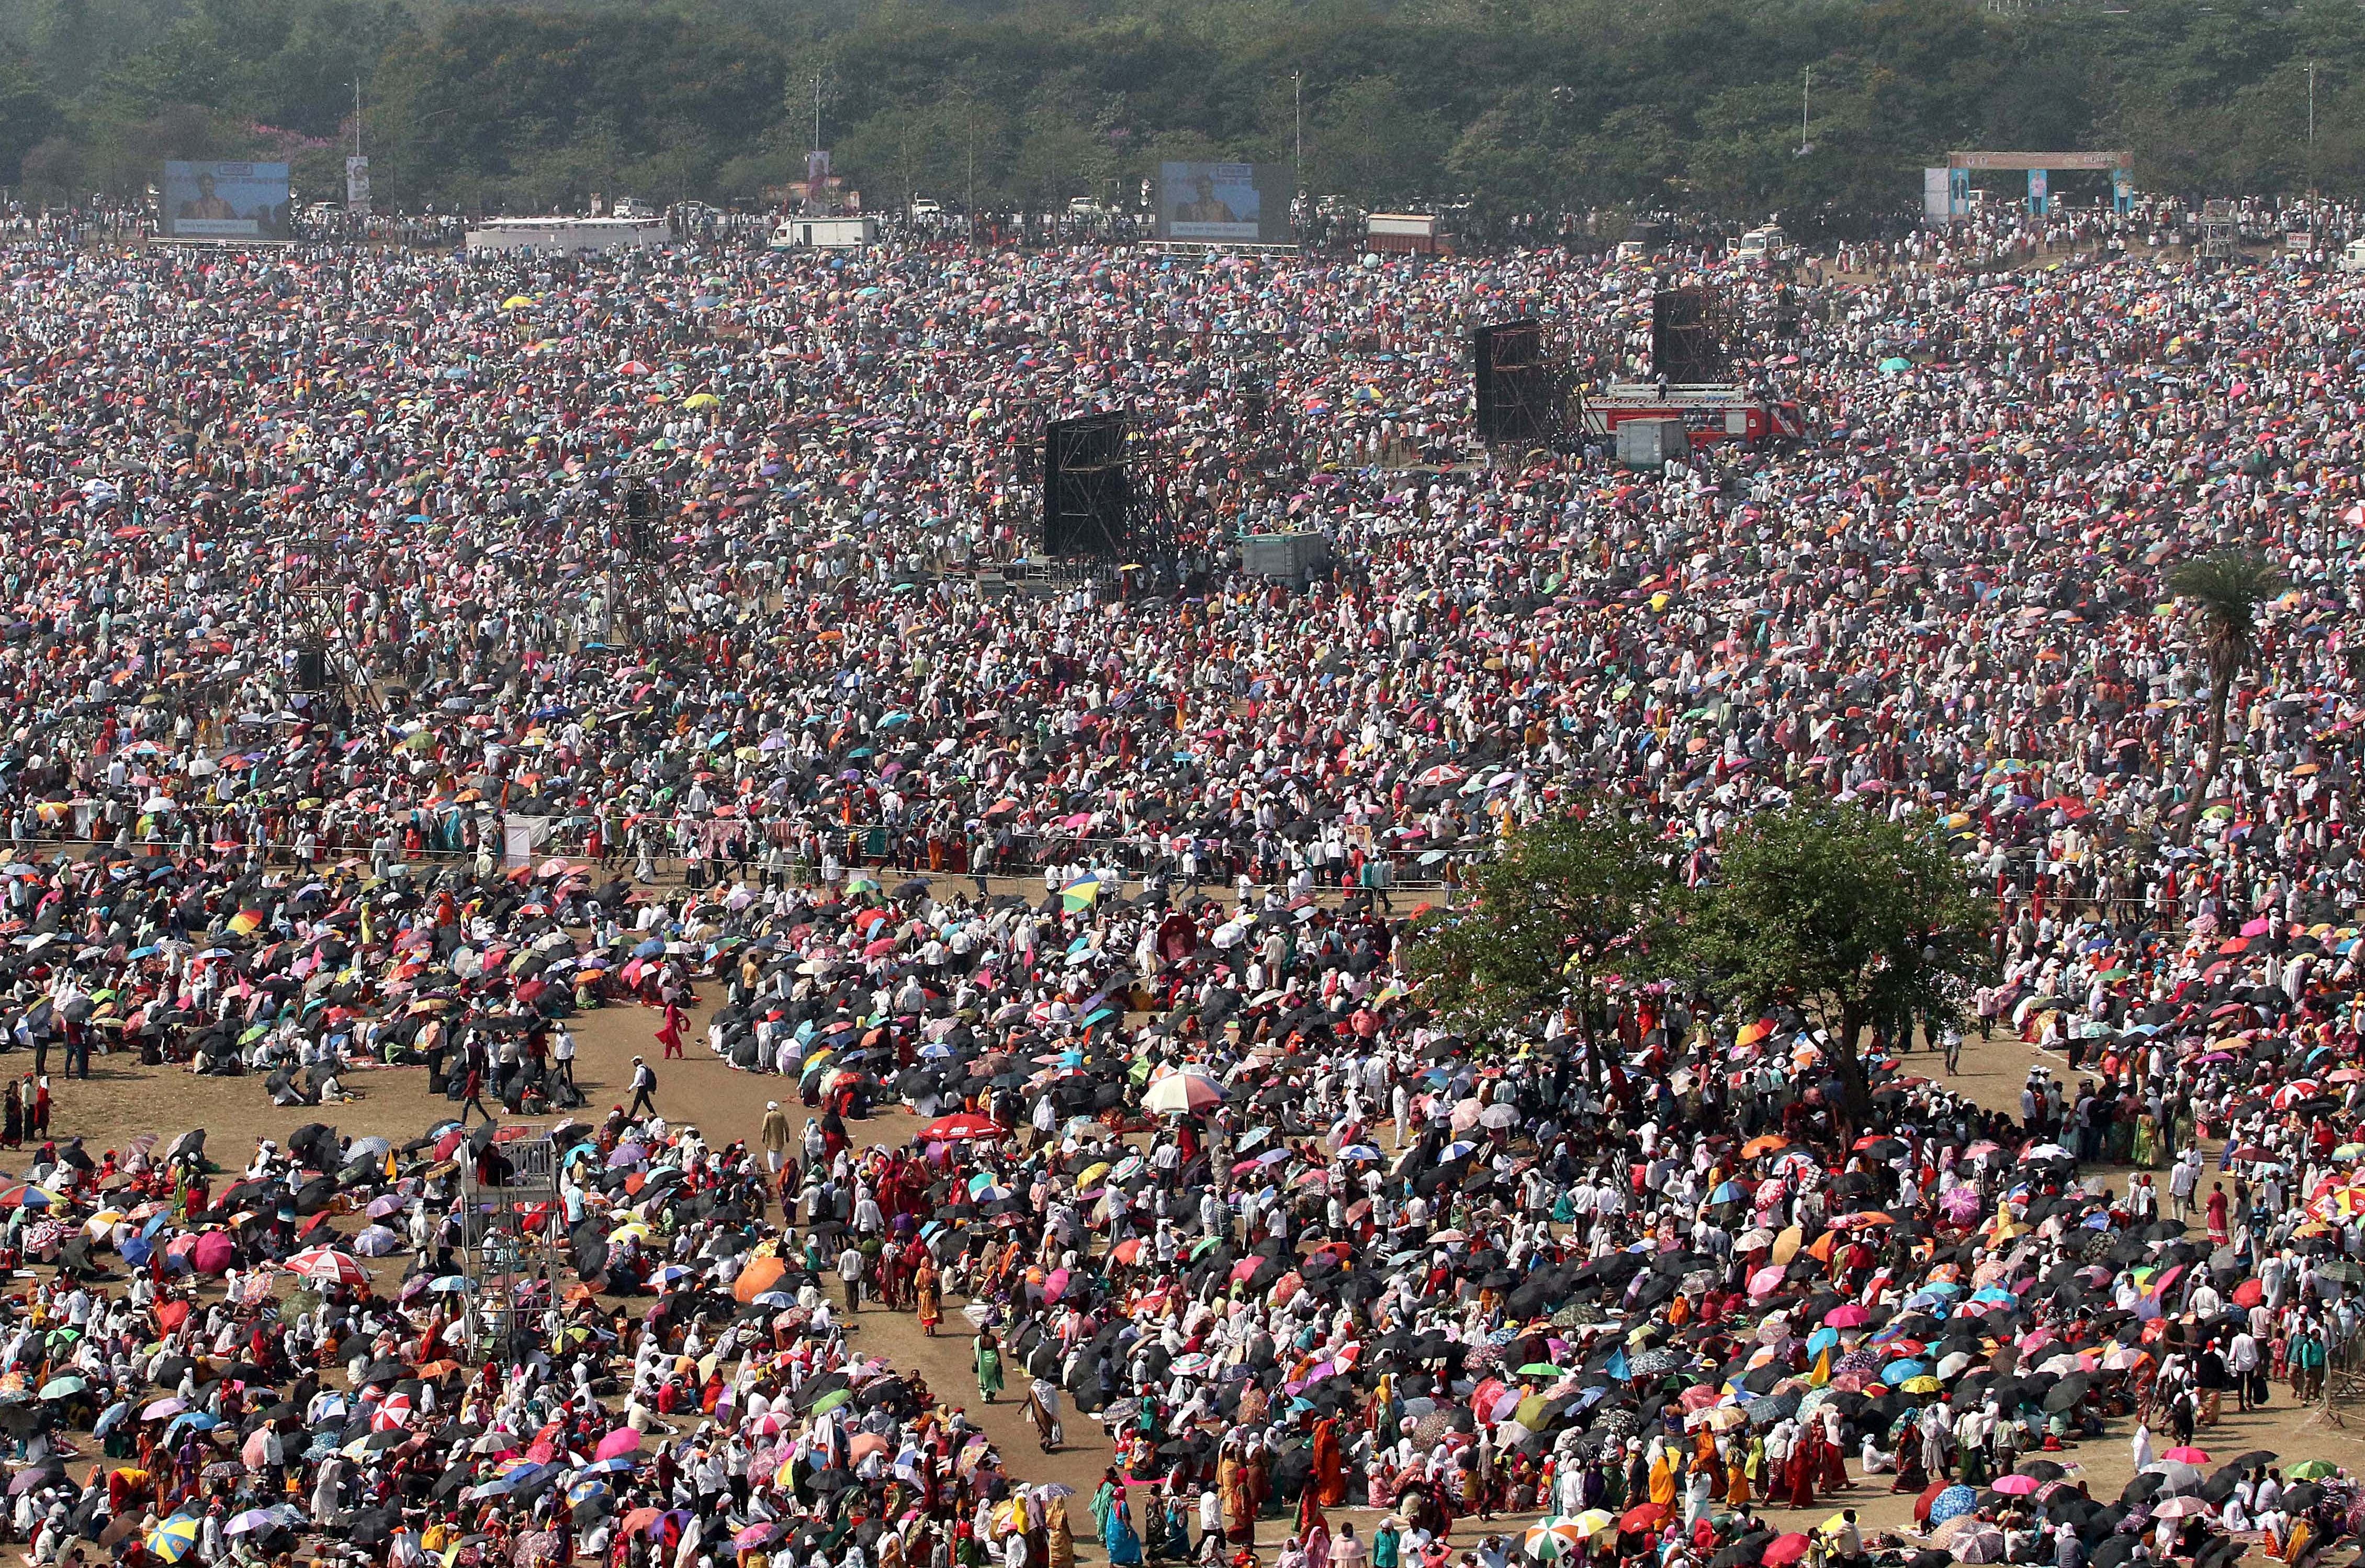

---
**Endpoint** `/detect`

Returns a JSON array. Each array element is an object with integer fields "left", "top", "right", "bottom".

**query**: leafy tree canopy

[
  {"left": 1666, "top": 804, "right": 1991, "bottom": 1127},
  {"left": 0, "top": 0, "right": 2357, "bottom": 220}
]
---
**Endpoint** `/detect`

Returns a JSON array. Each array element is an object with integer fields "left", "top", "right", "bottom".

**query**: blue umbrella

[
  {"left": 1929, "top": 1485, "right": 1977, "bottom": 1526},
  {"left": 1879, "top": 1360, "right": 1929, "bottom": 1387}
]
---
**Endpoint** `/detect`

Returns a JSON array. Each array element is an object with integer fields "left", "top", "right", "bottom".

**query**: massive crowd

[{"left": 0, "top": 198, "right": 2353, "bottom": 1568}]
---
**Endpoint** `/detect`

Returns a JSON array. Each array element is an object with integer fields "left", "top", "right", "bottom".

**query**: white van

[{"left": 2339, "top": 238, "right": 2365, "bottom": 273}]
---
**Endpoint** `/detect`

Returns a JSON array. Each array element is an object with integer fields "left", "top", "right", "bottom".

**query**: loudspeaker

[
  {"left": 294, "top": 646, "right": 326, "bottom": 691},
  {"left": 1042, "top": 414, "right": 1130, "bottom": 558},
  {"left": 1651, "top": 287, "right": 1727, "bottom": 384},
  {"left": 1472, "top": 321, "right": 1546, "bottom": 445}
]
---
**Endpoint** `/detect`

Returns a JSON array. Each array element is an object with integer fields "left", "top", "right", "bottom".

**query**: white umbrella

[{"left": 1141, "top": 1070, "right": 1223, "bottom": 1115}]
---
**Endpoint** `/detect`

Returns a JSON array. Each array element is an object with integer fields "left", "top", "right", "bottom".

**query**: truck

[
  {"left": 1733, "top": 224, "right": 1790, "bottom": 268},
  {"left": 1614, "top": 220, "right": 1665, "bottom": 263},
  {"left": 1581, "top": 382, "right": 1804, "bottom": 447},
  {"left": 1365, "top": 212, "right": 1444, "bottom": 254},
  {"left": 768, "top": 215, "right": 878, "bottom": 250}
]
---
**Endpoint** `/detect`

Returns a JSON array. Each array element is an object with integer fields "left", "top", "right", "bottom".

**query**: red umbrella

[
  {"left": 1762, "top": 1536, "right": 1811, "bottom": 1566},
  {"left": 920, "top": 1112, "right": 1004, "bottom": 1142}
]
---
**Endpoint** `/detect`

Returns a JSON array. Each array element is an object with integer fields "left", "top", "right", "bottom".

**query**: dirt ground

[{"left": 30, "top": 944, "right": 2365, "bottom": 1565}]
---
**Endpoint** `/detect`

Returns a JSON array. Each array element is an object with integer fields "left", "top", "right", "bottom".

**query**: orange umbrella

[{"left": 733, "top": 1254, "right": 787, "bottom": 1304}]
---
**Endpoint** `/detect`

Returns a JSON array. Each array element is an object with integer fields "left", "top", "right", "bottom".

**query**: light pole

[
  {"left": 1293, "top": 71, "right": 1303, "bottom": 172},
  {"left": 2307, "top": 59, "right": 2317, "bottom": 197}
]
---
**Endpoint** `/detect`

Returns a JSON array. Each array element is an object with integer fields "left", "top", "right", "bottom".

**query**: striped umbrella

[
  {"left": 1523, "top": 1519, "right": 1585, "bottom": 1562},
  {"left": 147, "top": 1516, "right": 201, "bottom": 1564},
  {"left": 287, "top": 1246, "right": 370, "bottom": 1289}
]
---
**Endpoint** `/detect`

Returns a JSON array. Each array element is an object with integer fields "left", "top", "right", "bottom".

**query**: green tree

[
  {"left": 2165, "top": 550, "right": 2287, "bottom": 845},
  {"left": 1402, "top": 807, "right": 1667, "bottom": 1058},
  {"left": 1306, "top": 74, "right": 1443, "bottom": 205},
  {"left": 1669, "top": 805, "right": 1989, "bottom": 1129}
]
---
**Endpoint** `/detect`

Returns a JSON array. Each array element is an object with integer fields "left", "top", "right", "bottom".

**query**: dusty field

[{"left": 31, "top": 950, "right": 2365, "bottom": 1565}]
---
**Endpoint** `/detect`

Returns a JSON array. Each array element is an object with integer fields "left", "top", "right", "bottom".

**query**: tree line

[{"left": 0, "top": 0, "right": 2357, "bottom": 227}]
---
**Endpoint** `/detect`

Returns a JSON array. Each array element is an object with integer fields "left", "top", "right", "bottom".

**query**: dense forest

[{"left": 0, "top": 0, "right": 2356, "bottom": 227}]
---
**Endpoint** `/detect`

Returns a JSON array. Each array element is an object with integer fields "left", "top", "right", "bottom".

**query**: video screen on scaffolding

[{"left": 1156, "top": 161, "right": 1293, "bottom": 244}]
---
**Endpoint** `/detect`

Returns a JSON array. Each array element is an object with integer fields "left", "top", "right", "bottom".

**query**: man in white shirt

[
  {"left": 2227, "top": 1329, "right": 2261, "bottom": 1410},
  {"left": 551, "top": 1025, "right": 577, "bottom": 1090}
]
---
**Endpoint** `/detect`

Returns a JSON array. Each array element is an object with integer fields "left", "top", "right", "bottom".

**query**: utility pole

[
  {"left": 2307, "top": 60, "right": 2318, "bottom": 197},
  {"left": 1293, "top": 71, "right": 1303, "bottom": 171},
  {"left": 1801, "top": 67, "right": 1811, "bottom": 152},
  {"left": 813, "top": 73, "right": 824, "bottom": 152}
]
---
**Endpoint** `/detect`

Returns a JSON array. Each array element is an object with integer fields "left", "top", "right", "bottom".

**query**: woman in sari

[
  {"left": 1044, "top": 1497, "right": 1075, "bottom": 1568},
  {"left": 1102, "top": 1481, "right": 1143, "bottom": 1567},
  {"left": 914, "top": 1255, "right": 943, "bottom": 1337},
  {"left": 975, "top": 1329, "right": 1004, "bottom": 1403},
  {"left": 1310, "top": 1418, "right": 1346, "bottom": 1509},
  {"left": 1784, "top": 1430, "right": 1816, "bottom": 1509},
  {"left": 1220, "top": 1443, "right": 1255, "bottom": 1546}
]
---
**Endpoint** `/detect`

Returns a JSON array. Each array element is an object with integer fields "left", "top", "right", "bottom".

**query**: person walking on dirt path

[
  {"left": 628, "top": 1056, "right": 658, "bottom": 1119},
  {"left": 762, "top": 1101, "right": 792, "bottom": 1174},
  {"left": 657, "top": 1000, "right": 686, "bottom": 1059}
]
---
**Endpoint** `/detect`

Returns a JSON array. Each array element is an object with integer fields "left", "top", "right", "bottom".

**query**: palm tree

[{"left": 2166, "top": 550, "right": 2287, "bottom": 845}]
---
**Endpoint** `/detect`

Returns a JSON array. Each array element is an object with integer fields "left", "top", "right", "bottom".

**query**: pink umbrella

[
  {"left": 595, "top": 1428, "right": 642, "bottom": 1462},
  {"left": 1748, "top": 1265, "right": 1786, "bottom": 1298},
  {"left": 190, "top": 1230, "right": 234, "bottom": 1275},
  {"left": 1992, "top": 1474, "right": 2040, "bottom": 1496},
  {"left": 1823, "top": 1304, "right": 1870, "bottom": 1328}
]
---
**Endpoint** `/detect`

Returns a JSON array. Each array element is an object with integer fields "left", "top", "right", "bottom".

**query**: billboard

[
  {"left": 345, "top": 155, "right": 369, "bottom": 214},
  {"left": 1922, "top": 166, "right": 1950, "bottom": 223},
  {"left": 159, "top": 161, "right": 291, "bottom": 242},
  {"left": 1156, "top": 161, "right": 1292, "bottom": 244}
]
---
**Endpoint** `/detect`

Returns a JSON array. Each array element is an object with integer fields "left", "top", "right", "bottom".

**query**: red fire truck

[{"left": 1578, "top": 382, "right": 1803, "bottom": 446}]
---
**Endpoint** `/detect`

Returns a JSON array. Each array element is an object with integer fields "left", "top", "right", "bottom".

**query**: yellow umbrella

[{"left": 683, "top": 392, "right": 721, "bottom": 410}]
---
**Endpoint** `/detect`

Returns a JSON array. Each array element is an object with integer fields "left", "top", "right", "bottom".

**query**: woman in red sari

[{"left": 1783, "top": 1436, "right": 1816, "bottom": 1509}]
